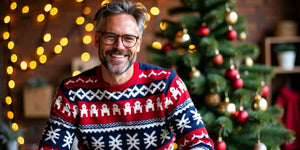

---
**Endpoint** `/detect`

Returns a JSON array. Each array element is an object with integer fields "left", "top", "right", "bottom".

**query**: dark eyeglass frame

[{"left": 97, "top": 31, "right": 139, "bottom": 48}]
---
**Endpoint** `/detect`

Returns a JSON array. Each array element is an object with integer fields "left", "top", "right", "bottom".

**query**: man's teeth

[{"left": 111, "top": 54, "right": 125, "bottom": 58}]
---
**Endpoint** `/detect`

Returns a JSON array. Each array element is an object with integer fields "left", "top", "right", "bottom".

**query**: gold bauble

[
  {"left": 239, "top": 32, "right": 247, "bottom": 40},
  {"left": 204, "top": 93, "right": 221, "bottom": 107},
  {"left": 189, "top": 66, "right": 201, "bottom": 78},
  {"left": 245, "top": 56, "right": 254, "bottom": 66},
  {"left": 225, "top": 11, "right": 238, "bottom": 25},
  {"left": 253, "top": 142, "right": 267, "bottom": 150},
  {"left": 258, "top": 98, "right": 268, "bottom": 111},
  {"left": 175, "top": 28, "right": 191, "bottom": 44}
]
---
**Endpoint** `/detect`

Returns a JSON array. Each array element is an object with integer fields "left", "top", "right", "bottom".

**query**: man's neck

[{"left": 100, "top": 65, "right": 134, "bottom": 85}]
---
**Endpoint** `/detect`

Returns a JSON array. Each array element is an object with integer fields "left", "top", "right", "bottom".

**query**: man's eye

[{"left": 124, "top": 36, "right": 135, "bottom": 41}]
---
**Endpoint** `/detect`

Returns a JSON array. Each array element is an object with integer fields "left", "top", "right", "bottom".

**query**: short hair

[{"left": 94, "top": 0, "right": 147, "bottom": 37}]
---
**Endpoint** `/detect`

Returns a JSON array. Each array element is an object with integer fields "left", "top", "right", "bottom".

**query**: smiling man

[{"left": 39, "top": 0, "right": 214, "bottom": 150}]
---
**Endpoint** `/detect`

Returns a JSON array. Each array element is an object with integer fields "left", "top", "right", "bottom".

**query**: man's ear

[{"left": 95, "top": 33, "right": 99, "bottom": 47}]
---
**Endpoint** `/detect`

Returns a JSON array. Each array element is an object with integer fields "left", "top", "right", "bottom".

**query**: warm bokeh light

[
  {"left": 6, "top": 66, "right": 13, "bottom": 75},
  {"left": 76, "top": 16, "right": 85, "bottom": 25},
  {"left": 5, "top": 96, "right": 12, "bottom": 105},
  {"left": 18, "top": 136, "right": 25, "bottom": 145},
  {"left": 60, "top": 37, "right": 68, "bottom": 46},
  {"left": 8, "top": 80, "right": 15, "bottom": 89},
  {"left": 11, "top": 123, "right": 19, "bottom": 131},
  {"left": 83, "top": 35, "right": 92, "bottom": 44},
  {"left": 152, "top": 41, "right": 162, "bottom": 50},
  {"left": 43, "top": 33, "right": 51, "bottom": 42},
  {"left": 36, "top": 46, "right": 44, "bottom": 56},
  {"left": 83, "top": 6, "right": 91, "bottom": 15},
  {"left": 29, "top": 61, "right": 37, "bottom": 70},
  {"left": 81, "top": 52, "right": 90, "bottom": 62},
  {"left": 10, "top": 2, "right": 17, "bottom": 10},
  {"left": 20, "top": 61, "right": 28, "bottom": 70},
  {"left": 4, "top": 15, "right": 11, "bottom": 24},
  {"left": 39, "top": 55, "right": 47, "bottom": 64},
  {"left": 101, "top": 0, "right": 110, "bottom": 6},
  {"left": 10, "top": 54, "right": 18, "bottom": 63},
  {"left": 226, "top": 103, "right": 236, "bottom": 114},
  {"left": 3, "top": 31, "right": 10, "bottom": 40},
  {"left": 37, "top": 14, "right": 45, "bottom": 22},
  {"left": 85, "top": 23, "right": 94, "bottom": 32},
  {"left": 146, "top": 13, "right": 151, "bottom": 21},
  {"left": 72, "top": 70, "right": 81, "bottom": 76},
  {"left": 160, "top": 21, "right": 168, "bottom": 30},
  {"left": 44, "top": 4, "right": 52, "bottom": 12},
  {"left": 76, "top": 0, "right": 84, "bottom": 2},
  {"left": 7, "top": 41, "right": 15, "bottom": 50},
  {"left": 50, "top": 7, "right": 58, "bottom": 16},
  {"left": 7, "top": 111, "right": 14, "bottom": 119},
  {"left": 150, "top": 7, "right": 160, "bottom": 15},
  {"left": 22, "top": 6, "right": 30, "bottom": 14},
  {"left": 189, "top": 44, "right": 196, "bottom": 49},
  {"left": 54, "top": 44, "right": 63, "bottom": 54}
]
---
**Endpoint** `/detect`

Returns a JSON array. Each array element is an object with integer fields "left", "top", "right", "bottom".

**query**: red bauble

[
  {"left": 261, "top": 85, "right": 269, "bottom": 98},
  {"left": 212, "top": 54, "right": 224, "bottom": 65},
  {"left": 215, "top": 140, "right": 227, "bottom": 150},
  {"left": 226, "top": 29, "right": 237, "bottom": 40},
  {"left": 236, "top": 110, "right": 248, "bottom": 124},
  {"left": 232, "top": 77, "right": 243, "bottom": 89},
  {"left": 226, "top": 68, "right": 238, "bottom": 79},
  {"left": 162, "top": 44, "right": 172, "bottom": 52},
  {"left": 197, "top": 26, "right": 210, "bottom": 36}
]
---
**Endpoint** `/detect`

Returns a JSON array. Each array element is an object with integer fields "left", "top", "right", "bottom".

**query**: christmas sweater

[{"left": 39, "top": 62, "right": 214, "bottom": 150}]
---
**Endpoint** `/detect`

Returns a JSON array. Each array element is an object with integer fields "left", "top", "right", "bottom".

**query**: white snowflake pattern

[
  {"left": 190, "top": 109, "right": 203, "bottom": 125},
  {"left": 92, "top": 136, "right": 105, "bottom": 150},
  {"left": 144, "top": 131, "right": 157, "bottom": 149},
  {"left": 160, "top": 129, "right": 170, "bottom": 144},
  {"left": 62, "top": 131, "right": 74, "bottom": 149},
  {"left": 109, "top": 134, "right": 122, "bottom": 150},
  {"left": 44, "top": 126, "right": 61, "bottom": 144},
  {"left": 126, "top": 133, "right": 140, "bottom": 150},
  {"left": 175, "top": 113, "right": 192, "bottom": 133}
]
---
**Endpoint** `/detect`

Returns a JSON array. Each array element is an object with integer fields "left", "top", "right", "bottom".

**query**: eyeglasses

[{"left": 98, "top": 31, "right": 139, "bottom": 48}]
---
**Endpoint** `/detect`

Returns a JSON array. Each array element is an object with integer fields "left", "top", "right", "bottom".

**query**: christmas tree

[{"left": 148, "top": 0, "right": 294, "bottom": 149}]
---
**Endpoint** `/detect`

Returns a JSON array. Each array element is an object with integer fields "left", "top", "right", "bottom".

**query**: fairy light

[
  {"left": 160, "top": 21, "right": 167, "bottom": 30},
  {"left": 7, "top": 111, "right": 14, "bottom": 119},
  {"left": 20, "top": 61, "right": 28, "bottom": 70},
  {"left": 18, "top": 136, "right": 25, "bottom": 145},
  {"left": 81, "top": 52, "right": 90, "bottom": 62},
  {"left": 37, "top": 14, "right": 45, "bottom": 22},
  {"left": 22, "top": 6, "right": 30, "bottom": 14},
  {"left": 72, "top": 70, "right": 81, "bottom": 76},
  {"left": 6, "top": 66, "right": 13, "bottom": 75},
  {"left": 83, "top": 35, "right": 92, "bottom": 44},
  {"left": 10, "top": 2, "right": 17, "bottom": 10},
  {"left": 4, "top": 15, "right": 11, "bottom": 24},
  {"left": 76, "top": 16, "right": 85, "bottom": 25},
  {"left": 7, "top": 41, "right": 15, "bottom": 50},
  {"left": 8, "top": 80, "right": 15, "bottom": 89},
  {"left": 83, "top": 6, "right": 91, "bottom": 15},
  {"left": 54, "top": 44, "right": 63, "bottom": 54},
  {"left": 29, "top": 61, "right": 37, "bottom": 70},
  {"left": 76, "top": 0, "right": 84, "bottom": 2},
  {"left": 44, "top": 4, "right": 52, "bottom": 12},
  {"left": 50, "top": 7, "right": 58, "bottom": 16},
  {"left": 150, "top": 7, "right": 160, "bottom": 16},
  {"left": 3, "top": 31, "right": 10, "bottom": 40},
  {"left": 39, "top": 55, "right": 47, "bottom": 64},
  {"left": 10, "top": 54, "right": 18, "bottom": 63},
  {"left": 146, "top": 13, "right": 151, "bottom": 21},
  {"left": 5, "top": 96, "right": 12, "bottom": 105},
  {"left": 152, "top": 41, "right": 162, "bottom": 50},
  {"left": 36, "top": 46, "right": 44, "bottom": 55},
  {"left": 60, "top": 37, "right": 68, "bottom": 46},
  {"left": 101, "top": 0, "right": 110, "bottom": 6},
  {"left": 43, "top": 33, "right": 51, "bottom": 42},
  {"left": 85, "top": 23, "right": 94, "bottom": 32},
  {"left": 11, "top": 123, "right": 19, "bottom": 131}
]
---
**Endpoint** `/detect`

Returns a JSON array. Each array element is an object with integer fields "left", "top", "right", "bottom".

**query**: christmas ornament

[
  {"left": 253, "top": 141, "right": 267, "bottom": 150},
  {"left": 189, "top": 66, "right": 201, "bottom": 78},
  {"left": 197, "top": 24, "right": 210, "bottom": 36},
  {"left": 175, "top": 28, "right": 190, "bottom": 44},
  {"left": 162, "top": 43, "right": 172, "bottom": 52},
  {"left": 258, "top": 97, "right": 268, "bottom": 111},
  {"left": 226, "top": 26, "right": 237, "bottom": 40},
  {"left": 239, "top": 31, "right": 247, "bottom": 40},
  {"left": 261, "top": 85, "right": 269, "bottom": 98},
  {"left": 236, "top": 109, "right": 248, "bottom": 124},
  {"left": 232, "top": 75, "right": 243, "bottom": 89},
  {"left": 226, "top": 65, "right": 238, "bottom": 79},
  {"left": 205, "top": 93, "right": 221, "bottom": 107},
  {"left": 225, "top": 10, "right": 238, "bottom": 25},
  {"left": 245, "top": 56, "right": 254, "bottom": 67},
  {"left": 226, "top": 102, "right": 236, "bottom": 115},
  {"left": 212, "top": 49, "right": 224, "bottom": 65},
  {"left": 215, "top": 137, "right": 226, "bottom": 150}
]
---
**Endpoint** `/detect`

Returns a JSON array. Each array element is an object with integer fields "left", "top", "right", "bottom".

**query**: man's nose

[{"left": 113, "top": 37, "right": 125, "bottom": 49}]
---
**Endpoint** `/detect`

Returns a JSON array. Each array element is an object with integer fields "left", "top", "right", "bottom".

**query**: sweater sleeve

[
  {"left": 165, "top": 74, "right": 214, "bottom": 150},
  {"left": 39, "top": 82, "right": 77, "bottom": 150}
]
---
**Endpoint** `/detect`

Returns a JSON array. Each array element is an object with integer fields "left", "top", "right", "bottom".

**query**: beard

[{"left": 99, "top": 48, "right": 136, "bottom": 74}]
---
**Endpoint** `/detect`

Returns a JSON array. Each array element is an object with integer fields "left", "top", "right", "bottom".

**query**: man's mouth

[{"left": 111, "top": 54, "right": 127, "bottom": 58}]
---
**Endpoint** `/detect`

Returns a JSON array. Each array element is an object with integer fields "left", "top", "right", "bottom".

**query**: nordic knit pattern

[{"left": 39, "top": 62, "right": 214, "bottom": 150}]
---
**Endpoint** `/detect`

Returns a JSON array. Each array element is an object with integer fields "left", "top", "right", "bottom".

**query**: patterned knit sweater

[{"left": 39, "top": 62, "right": 214, "bottom": 150}]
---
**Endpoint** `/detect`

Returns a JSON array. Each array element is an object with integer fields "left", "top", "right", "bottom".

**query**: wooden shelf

[{"left": 274, "top": 66, "right": 300, "bottom": 74}]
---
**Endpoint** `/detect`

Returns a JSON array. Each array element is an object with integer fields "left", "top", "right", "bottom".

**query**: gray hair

[{"left": 94, "top": 0, "right": 147, "bottom": 37}]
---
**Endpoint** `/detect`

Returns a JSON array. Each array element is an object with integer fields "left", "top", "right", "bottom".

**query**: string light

[
  {"left": 36, "top": 46, "right": 44, "bottom": 56},
  {"left": 44, "top": 4, "right": 52, "bottom": 12},
  {"left": 8, "top": 80, "right": 15, "bottom": 89},
  {"left": 150, "top": 7, "right": 160, "bottom": 15},
  {"left": 20, "top": 61, "right": 28, "bottom": 70},
  {"left": 11, "top": 122, "right": 19, "bottom": 131},
  {"left": 50, "top": 7, "right": 58, "bottom": 16},
  {"left": 7, "top": 111, "right": 14, "bottom": 119},
  {"left": 39, "top": 55, "right": 47, "bottom": 64},
  {"left": 29, "top": 61, "right": 37, "bottom": 70},
  {"left": 22, "top": 6, "right": 30, "bottom": 14},
  {"left": 81, "top": 52, "right": 90, "bottom": 62},
  {"left": 60, "top": 37, "right": 68, "bottom": 46},
  {"left": 85, "top": 23, "right": 94, "bottom": 32},
  {"left": 83, "top": 7, "right": 91, "bottom": 15},
  {"left": 76, "top": 16, "right": 85, "bottom": 25},
  {"left": 5, "top": 96, "right": 12, "bottom": 105},
  {"left": 6, "top": 66, "right": 13, "bottom": 75},
  {"left": 160, "top": 21, "right": 167, "bottom": 30},
  {"left": 72, "top": 71, "right": 81, "bottom": 76},
  {"left": 4, "top": 15, "right": 11, "bottom": 23},
  {"left": 54, "top": 44, "right": 63, "bottom": 54},
  {"left": 10, "top": 2, "right": 17, "bottom": 10},
  {"left": 152, "top": 41, "right": 162, "bottom": 50},
  {"left": 82, "top": 35, "right": 92, "bottom": 44},
  {"left": 10, "top": 54, "right": 18, "bottom": 63},
  {"left": 43, "top": 33, "right": 51, "bottom": 42},
  {"left": 18, "top": 136, "right": 25, "bottom": 145},
  {"left": 37, "top": 14, "right": 45, "bottom": 22},
  {"left": 3, "top": 31, "right": 10, "bottom": 40},
  {"left": 7, "top": 41, "right": 15, "bottom": 50}
]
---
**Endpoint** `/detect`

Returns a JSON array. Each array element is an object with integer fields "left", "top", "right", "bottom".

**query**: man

[{"left": 39, "top": 0, "right": 214, "bottom": 149}]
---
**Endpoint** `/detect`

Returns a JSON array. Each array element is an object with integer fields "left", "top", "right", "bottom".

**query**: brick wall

[{"left": 0, "top": 0, "right": 299, "bottom": 149}]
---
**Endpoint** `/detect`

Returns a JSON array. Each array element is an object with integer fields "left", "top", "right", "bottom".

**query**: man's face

[{"left": 95, "top": 14, "right": 142, "bottom": 74}]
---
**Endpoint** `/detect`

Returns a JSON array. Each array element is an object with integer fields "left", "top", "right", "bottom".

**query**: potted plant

[
  {"left": 0, "top": 123, "right": 23, "bottom": 150},
  {"left": 273, "top": 43, "right": 297, "bottom": 70}
]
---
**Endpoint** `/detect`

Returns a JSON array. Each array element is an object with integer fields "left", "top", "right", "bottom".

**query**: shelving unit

[{"left": 264, "top": 36, "right": 300, "bottom": 104}]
